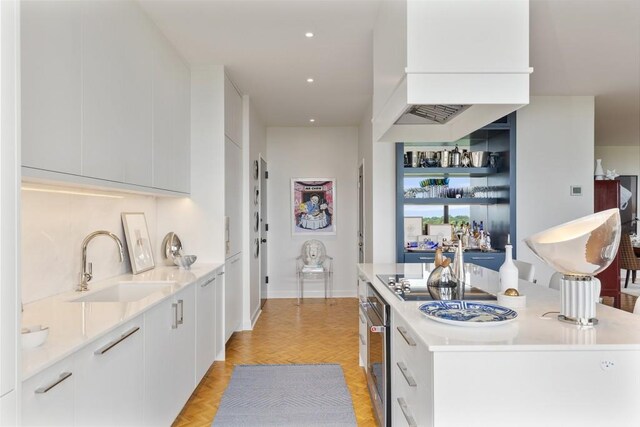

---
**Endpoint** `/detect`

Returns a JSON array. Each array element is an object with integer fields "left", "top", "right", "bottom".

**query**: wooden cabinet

[
  {"left": 595, "top": 179, "right": 621, "bottom": 308},
  {"left": 196, "top": 272, "right": 218, "bottom": 383},
  {"left": 22, "top": 356, "right": 76, "bottom": 426},
  {"left": 143, "top": 285, "right": 195, "bottom": 426},
  {"left": 21, "top": 0, "right": 190, "bottom": 195},
  {"left": 396, "top": 115, "right": 516, "bottom": 269},
  {"left": 74, "top": 317, "right": 144, "bottom": 426},
  {"left": 225, "top": 254, "right": 243, "bottom": 343}
]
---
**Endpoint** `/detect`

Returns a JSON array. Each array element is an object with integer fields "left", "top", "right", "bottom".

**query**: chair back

[
  {"left": 619, "top": 233, "right": 640, "bottom": 270},
  {"left": 513, "top": 260, "right": 536, "bottom": 282},
  {"left": 300, "top": 240, "right": 327, "bottom": 267}
]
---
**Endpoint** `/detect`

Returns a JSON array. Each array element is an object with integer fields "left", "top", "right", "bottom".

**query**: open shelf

[
  {"left": 403, "top": 167, "right": 497, "bottom": 177},
  {"left": 403, "top": 197, "right": 499, "bottom": 205}
]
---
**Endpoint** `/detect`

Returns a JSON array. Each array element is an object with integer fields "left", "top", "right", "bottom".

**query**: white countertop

[
  {"left": 359, "top": 263, "right": 640, "bottom": 352},
  {"left": 21, "top": 263, "right": 224, "bottom": 380}
]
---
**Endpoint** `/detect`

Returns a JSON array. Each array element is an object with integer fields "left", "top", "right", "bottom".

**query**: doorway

[{"left": 260, "top": 157, "right": 268, "bottom": 308}]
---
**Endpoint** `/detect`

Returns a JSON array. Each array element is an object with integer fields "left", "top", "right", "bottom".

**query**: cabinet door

[
  {"left": 225, "top": 137, "right": 243, "bottom": 257},
  {"left": 0, "top": 390, "right": 16, "bottom": 425},
  {"left": 225, "top": 255, "right": 243, "bottom": 343},
  {"left": 172, "top": 285, "right": 196, "bottom": 410},
  {"left": 22, "top": 357, "right": 75, "bottom": 426},
  {"left": 74, "top": 316, "right": 143, "bottom": 426},
  {"left": 21, "top": 0, "right": 82, "bottom": 174},
  {"left": 196, "top": 274, "right": 217, "bottom": 382},
  {"left": 152, "top": 36, "right": 190, "bottom": 193},
  {"left": 82, "top": 0, "right": 153, "bottom": 186},
  {"left": 143, "top": 286, "right": 196, "bottom": 426},
  {"left": 464, "top": 252, "right": 505, "bottom": 271},
  {"left": 224, "top": 75, "right": 242, "bottom": 144}
]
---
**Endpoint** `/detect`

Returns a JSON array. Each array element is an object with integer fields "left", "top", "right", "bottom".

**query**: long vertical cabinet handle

[
  {"left": 177, "top": 299, "right": 184, "bottom": 325},
  {"left": 34, "top": 372, "right": 72, "bottom": 394},
  {"left": 172, "top": 303, "right": 178, "bottom": 329},
  {"left": 397, "top": 398, "right": 418, "bottom": 427}
]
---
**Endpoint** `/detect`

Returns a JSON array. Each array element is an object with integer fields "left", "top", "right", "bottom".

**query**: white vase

[
  {"left": 499, "top": 244, "right": 519, "bottom": 293},
  {"left": 594, "top": 158, "right": 605, "bottom": 180}
]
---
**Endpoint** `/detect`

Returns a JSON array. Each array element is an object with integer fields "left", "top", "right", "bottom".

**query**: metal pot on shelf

[{"left": 470, "top": 151, "right": 489, "bottom": 167}]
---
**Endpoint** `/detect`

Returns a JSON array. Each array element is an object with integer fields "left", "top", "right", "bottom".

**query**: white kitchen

[{"left": 1, "top": 0, "right": 640, "bottom": 426}]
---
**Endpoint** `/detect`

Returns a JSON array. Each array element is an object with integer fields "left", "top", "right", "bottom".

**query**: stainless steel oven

[{"left": 360, "top": 283, "right": 390, "bottom": 427}]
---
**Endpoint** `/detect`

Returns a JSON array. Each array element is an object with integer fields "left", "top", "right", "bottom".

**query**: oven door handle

[{"left": 359, "top": 302, "right": 385, "bottom": 333}]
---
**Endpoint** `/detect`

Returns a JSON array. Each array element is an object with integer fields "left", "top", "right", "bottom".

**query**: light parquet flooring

[{"left": 173, "top": 298, "right": 377, "bottom": 427}]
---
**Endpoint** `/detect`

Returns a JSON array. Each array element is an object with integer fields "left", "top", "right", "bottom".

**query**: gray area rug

[{"left": 212, "top": 364, "right": 358, "bottom": 426}]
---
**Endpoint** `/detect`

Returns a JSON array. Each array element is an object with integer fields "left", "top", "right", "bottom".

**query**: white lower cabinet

[
  {"left": 143, "top": 285, "right": 195, "bottom": 426},
  {"left": 224, "top": 254, "right": 242, "bottom": 343},
  {"left": 22, "top": 356, "right": 75, "bottom": 426},
  {"left": 391, "top": 311, "right": 433, "bottom": 427},
  {"left": 357, "top": 278, "right": 368, "bottom": 368},
  {"left": 0, "top": 390, "right": 17, "bottom": 425},
  {"left": 196, "top": 271, "right": 218, "bottom": 383},
  {"left": 74, "top": 316, "right": 144, "bottom": 426}
]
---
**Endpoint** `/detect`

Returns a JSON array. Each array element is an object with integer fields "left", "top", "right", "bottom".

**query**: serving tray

[{"left": 418, "top": 300, "right": 517, "bottom": 327}]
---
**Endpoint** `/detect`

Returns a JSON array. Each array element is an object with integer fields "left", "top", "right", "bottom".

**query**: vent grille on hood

[{"left": 404, "top": 105, "right": 471, "bottom": 124}]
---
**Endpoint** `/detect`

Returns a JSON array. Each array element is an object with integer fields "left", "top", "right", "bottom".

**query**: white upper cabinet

[
  {"left": 21, "top": 0, "right": 82, "bottom": 175},
  {"left": 21, "top": 1, "right": 190, "bottom": 195},
  {"left": 81, "top": 1, "right": 153, "bottom": 186},
  {"left": 224, "top": 75, "right": 243, "bottom": 145},
  {"left": 152, "top": 35, "right": 191, "bottom": 193}
]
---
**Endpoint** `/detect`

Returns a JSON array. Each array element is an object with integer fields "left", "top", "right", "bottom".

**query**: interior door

[
  {"left": 260, "top": 158, "right": 268, "bottom": 308},
  {"left": 358, "top": 162, "right": 365, "bottom": 263}
]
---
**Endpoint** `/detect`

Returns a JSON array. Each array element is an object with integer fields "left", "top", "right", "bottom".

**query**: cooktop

[{"left": 376, "top": 274, "right": 497, "bottom": 302}]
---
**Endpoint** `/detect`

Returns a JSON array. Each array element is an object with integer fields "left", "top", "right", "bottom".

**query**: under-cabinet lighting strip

[{"left": 21, "top": 186, "right": 125, "bottom": 199}]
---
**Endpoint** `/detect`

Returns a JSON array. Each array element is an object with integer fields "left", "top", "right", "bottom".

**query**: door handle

[
  {"left": 35, "top": 372, "right": 72, "bottom": 394},
  {"left": 94, "top": 327, "right": 140, "bottom": 355},
  {"left": 172, "top": 303, "right": 178, "bottom": 329}
]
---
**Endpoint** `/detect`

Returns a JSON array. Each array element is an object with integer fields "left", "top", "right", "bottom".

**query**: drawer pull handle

[
  {"left": 359, "top": 333, "right": 366, "bottom": 345},
  {"left": 397, "top": 326, "right": 417, "bottom": 347},
  {"left": 35, "top": 372, "right": 72, "bottom": 394},
  {"left": 217, "top": 271, "right": 225, "bottom": 276},
  {"left": 94, "top": 327, "right": 140, "bottom": 355},
  {"left": 201, "top": 277, "right": 216, "bottom": 288},
  {"left": 397, "top": 397, "right": 417, "bottom": 427},
  {"left": 418, "top": 256, "right": 434, "bottom": 260},
  {"left": 471, "top": 256, "right": 495, "bottom": 260},
  {"left": 397, "top": 362, "right": 417, "bottom": 387}
]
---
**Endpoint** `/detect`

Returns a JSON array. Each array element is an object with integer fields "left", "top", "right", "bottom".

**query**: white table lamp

[{"left": 524, "top": 208, "right": 621, "bottom": 326}]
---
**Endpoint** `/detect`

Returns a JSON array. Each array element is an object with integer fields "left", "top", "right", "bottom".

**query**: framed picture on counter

[
  {"left": 291, "top": 178, "right": 336, "bottom": 235},
  {"left": 121, "top": 212, "right": 155, "bottom": 274}
]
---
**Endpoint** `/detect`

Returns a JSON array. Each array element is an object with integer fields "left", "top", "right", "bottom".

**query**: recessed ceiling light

[
  {"left": 305, "top": 32, "right": 314, "bottom": 38},
  {"left": 309, "top": 119, "right": 315, "bottom": 123},
  {"left": 306, "top": 78, "right": 314, "bottom": 83}
]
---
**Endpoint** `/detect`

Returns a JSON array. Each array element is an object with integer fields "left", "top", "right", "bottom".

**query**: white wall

[
  {"left": 357, "top": 103, "right": 374, "bottom": 263},
  {"left": 246, "top": 98, "right": 266, "bottom": 321},
  {"left": 372, "top": 142, "right": 397, "bottom": 263},
  {"left": 266, "top": 127, "right": 358, "bottom": 298},
  {"left": 21, "top": 188, "right": 161, "bottom": 303},
  {"left": 516, "top": 96, "right": 595, "bottom": 286}
]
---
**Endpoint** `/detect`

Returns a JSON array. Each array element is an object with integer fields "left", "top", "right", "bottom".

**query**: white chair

[
  {"left": 549, "top": 271, "right": 601, "bottom": 303},
  {"left": 513, "top": 260, "right": 536, "bottom": 283},
  {"left": 296, "top": 240, "right": 333, "bottom": 304}
]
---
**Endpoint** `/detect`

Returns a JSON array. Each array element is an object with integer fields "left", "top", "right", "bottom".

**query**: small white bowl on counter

[{"left": 22, "top": 325, "right": 49, "bottom": 349}]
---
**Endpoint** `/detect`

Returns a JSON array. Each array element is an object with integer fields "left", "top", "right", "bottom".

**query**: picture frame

[
  {"left": 403, "top": 217, "right": 423, "bottom": 247},
  {"left": 121, "top": 212, "right": 155, "bottom": 274},
  {"left": 292, "top": 178, "right": 336, "bottom": 235}
]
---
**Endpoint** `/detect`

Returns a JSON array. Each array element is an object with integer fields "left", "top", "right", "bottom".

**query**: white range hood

[{"left": 373, "top": 0, "right": 532, "bottom": 143}]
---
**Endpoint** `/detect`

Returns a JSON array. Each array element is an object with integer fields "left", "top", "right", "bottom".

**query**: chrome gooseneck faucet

[{"left": 78, "top": 230, "right": 125, "bottom": 292}]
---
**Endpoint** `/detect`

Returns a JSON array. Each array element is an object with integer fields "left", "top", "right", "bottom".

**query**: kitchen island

[{"left": 358, "top": 263, "right": 640, "bottom": 427}]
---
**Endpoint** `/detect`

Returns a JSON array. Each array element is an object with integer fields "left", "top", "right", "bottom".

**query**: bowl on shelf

[
  {"left": 425, "top": 158, "right": 439, "bottom": 167},
  {"left": 173, "top": 255, "right": 197, "bottom": 270},
  {"left": 470, "top": 151, "right": 489, "bottom": 167}
]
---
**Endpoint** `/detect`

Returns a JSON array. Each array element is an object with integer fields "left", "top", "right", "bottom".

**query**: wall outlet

[
  {"left": 570, "top": 185, "right": 583, "bottom": 196},
  {"left": 600, "top": 360, "right": 615, "bottom": 371}
]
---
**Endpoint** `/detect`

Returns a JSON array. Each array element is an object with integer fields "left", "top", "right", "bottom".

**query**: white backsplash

[{"left": 22, "top": 188, "right": 162, "bottom": 303}]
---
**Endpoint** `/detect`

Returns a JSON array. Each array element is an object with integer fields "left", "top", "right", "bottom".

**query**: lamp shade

[{"left": 524, "top": 208, "right": 621, "bottom": 276}]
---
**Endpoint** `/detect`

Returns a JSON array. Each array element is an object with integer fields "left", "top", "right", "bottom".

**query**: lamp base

[
  {"left": 560, "top": 275, "right": 598, "bottom": 326},
  {"left": 557, "top": 314, "right": 598, "bottom": 327}
]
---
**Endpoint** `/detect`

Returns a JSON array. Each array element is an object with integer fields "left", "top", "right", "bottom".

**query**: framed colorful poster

[{"left": 292, "top": 178, "right": 336, "bottom": 235}]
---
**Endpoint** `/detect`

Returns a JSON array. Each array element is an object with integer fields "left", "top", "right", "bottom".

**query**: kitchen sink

[{"left": 72, "top": 281, "right": 175, "bottom": 303}]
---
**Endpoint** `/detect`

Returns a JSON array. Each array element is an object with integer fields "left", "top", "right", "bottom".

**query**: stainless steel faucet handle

[{"left": 88, "top": 262, "right": 92, "bottom": 275}]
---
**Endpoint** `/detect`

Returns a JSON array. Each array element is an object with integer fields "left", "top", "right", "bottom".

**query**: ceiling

[{"left": 139, "top": 0, "right": 640, "bottom": 146}]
